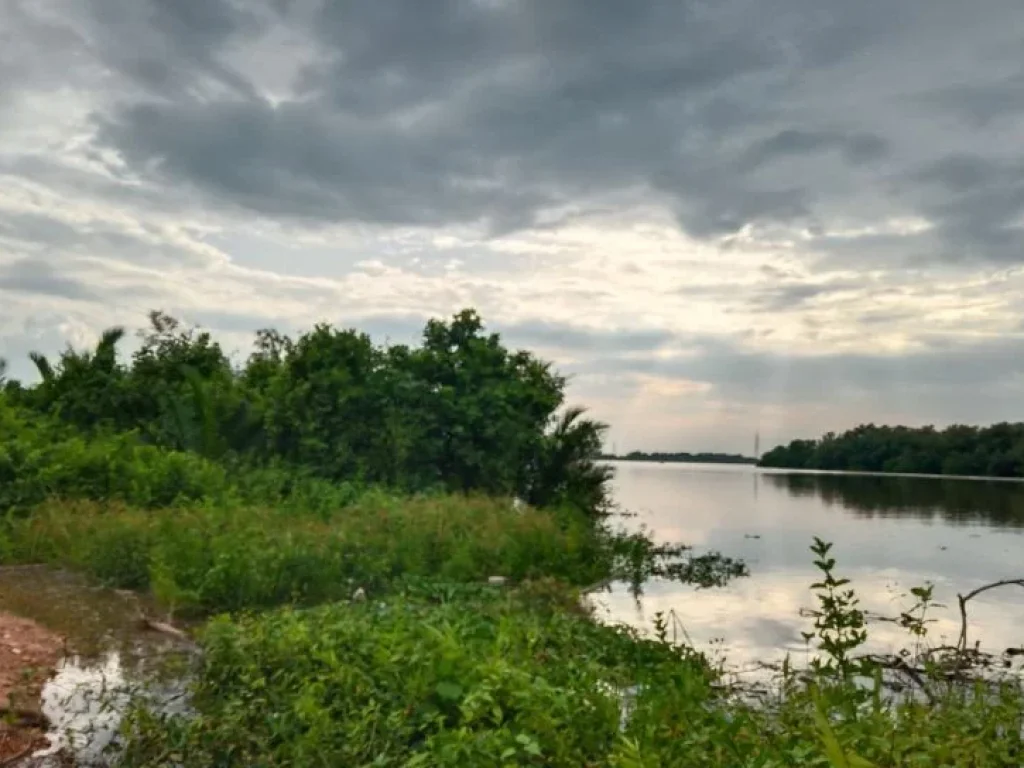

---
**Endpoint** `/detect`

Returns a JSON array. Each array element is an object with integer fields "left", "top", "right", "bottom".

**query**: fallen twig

[{"left": 140, "top": 617, "right": 192, "bottom": 643}]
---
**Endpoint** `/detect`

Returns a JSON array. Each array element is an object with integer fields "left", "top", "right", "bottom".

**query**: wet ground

[{"left": 0, "top": 567, "right": 193, "bottom": 766}]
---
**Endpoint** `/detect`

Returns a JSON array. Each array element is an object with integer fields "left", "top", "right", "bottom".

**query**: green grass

[
  {"left": 2, "top": 498, "right": 1021, "bottom": 765},
  {"left": 0, "top": 493, "right": 625, "bottom": 615}
]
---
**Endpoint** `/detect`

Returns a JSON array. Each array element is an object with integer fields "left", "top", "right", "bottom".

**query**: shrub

[{"left": 117, "top": 595, "right": 710, "bottom": 767}]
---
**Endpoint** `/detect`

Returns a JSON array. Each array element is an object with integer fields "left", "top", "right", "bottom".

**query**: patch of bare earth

[{"left": 0, "top": 612, "right": 63, "bottom": 763}]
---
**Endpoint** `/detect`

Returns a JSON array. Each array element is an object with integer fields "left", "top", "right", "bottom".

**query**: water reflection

[
  {"left": 763, "top": 471, "right": 1024, "bottom": 527},
  {"left": 599, "top": 462, "right": 1024, "bottom": 677},
  {"left": 0, "top": 567, "right": 191, "bottom": 765}
]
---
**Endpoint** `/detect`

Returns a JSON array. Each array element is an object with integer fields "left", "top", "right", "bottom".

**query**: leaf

[
  {"left": 814, "top": 707, "right": 850, "bottom": 768},
  {"left": 814, "top": 706, "right": 879, "bottom": 768},
  {"left": 435, "top": 680, "right": 463, "bottom": 701}
]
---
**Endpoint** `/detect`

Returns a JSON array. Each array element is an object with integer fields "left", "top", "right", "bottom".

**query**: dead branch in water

[{"left": 956, "top": 579, "right": 1024, "bottom": 656}]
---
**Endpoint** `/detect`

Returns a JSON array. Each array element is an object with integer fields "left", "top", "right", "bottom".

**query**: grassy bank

[
  {"left": 2, "top": 490, "right": 1022, "bottom": 765},
  {"left": 1, "top": 494, "right": 636, "bottom": 616}
]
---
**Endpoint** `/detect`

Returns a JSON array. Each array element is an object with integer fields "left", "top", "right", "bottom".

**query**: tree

[{"left": 524, "top": 406, "right": 612, "bottom": 516}]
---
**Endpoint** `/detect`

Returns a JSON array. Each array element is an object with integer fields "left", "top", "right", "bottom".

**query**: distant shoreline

[
  {"left": 599, "top": 452, "right": 757, "bottom": 465},
  {"left": 601, "top": 459, "right": 1024, "bottom": 483}
]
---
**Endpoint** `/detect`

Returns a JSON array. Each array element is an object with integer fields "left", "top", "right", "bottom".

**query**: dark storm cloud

[
  {"left": 906, "top": 155, "right": 1024, "bottom": 264},
  {"left": 921, "top": 74, "right": 1024, "bottom": 127},
  {"left": 77, "top": 0, "right": 1024, "bottom": 255},
  {"left": 0, "top": 258, "right": 99, "bottom": 302},
  {"left": 76, "top": 0, "right": 264, "bottom": 98},
  {"left": 98, "top": 99, "right": 555, "bottom": 227},
  {"left": 737, "top": 130, "right": 889, "bottom": 172}
]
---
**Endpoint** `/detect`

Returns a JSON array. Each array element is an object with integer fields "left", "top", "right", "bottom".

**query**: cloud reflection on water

[{"left": 600, "top": 462, "right": 1024, "bottom": 674}]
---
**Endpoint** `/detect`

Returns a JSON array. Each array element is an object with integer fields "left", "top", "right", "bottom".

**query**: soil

[{"left": 0, "top": 612, "right": 63, "bottom": 763}]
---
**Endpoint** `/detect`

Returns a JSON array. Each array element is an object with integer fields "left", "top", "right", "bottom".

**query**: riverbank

[
  {"left": 0, "top": 488, "right": 725, "bottom": 764},
  {"left": 2, "top": 496, "right": 1022, "bottom": 765}
]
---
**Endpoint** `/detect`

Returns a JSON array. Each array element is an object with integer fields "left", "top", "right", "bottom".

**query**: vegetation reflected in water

[{"left": 763, "top": 471, "right": 1024, "bottom": 527}]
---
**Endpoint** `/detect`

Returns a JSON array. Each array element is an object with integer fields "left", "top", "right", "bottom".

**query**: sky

[{"left": 2, "top": 0, "right": 1024, "bottom": 454}]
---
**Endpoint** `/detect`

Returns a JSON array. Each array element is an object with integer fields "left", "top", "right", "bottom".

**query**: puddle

[{"left": 0, "top": 567, "right": 195, "bottom": 766}]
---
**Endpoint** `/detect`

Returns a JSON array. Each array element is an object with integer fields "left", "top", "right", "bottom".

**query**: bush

[
  {"left": 117, "top": 595, "right": 711, "bottom": 767},
  {"left": 0, "top": 402, "right": 230, "bottom": 514}
]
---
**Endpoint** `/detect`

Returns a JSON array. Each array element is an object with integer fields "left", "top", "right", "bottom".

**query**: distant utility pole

[{"left": 754, "top": 432, "right": 760, "bottom": 460}]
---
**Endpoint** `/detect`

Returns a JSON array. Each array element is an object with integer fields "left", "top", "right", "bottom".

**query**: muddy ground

[{"left": 0, "top": 611, "right": 63, "bottom": 763}]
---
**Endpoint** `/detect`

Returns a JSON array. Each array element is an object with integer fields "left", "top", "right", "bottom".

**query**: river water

[{"left": 595, "top": 462, "right": 1024, "bottom": 675}]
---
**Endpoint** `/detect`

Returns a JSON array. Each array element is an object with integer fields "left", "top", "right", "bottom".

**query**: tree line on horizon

[
  {"left": 0, "top": 309, "right": 612, "bottom": 515},
  {"left": 759, "top": 422, "right": 1024, "bottom": 478}
]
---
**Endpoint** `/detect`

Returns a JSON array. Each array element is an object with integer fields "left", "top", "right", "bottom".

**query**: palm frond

[{"left": 29, "top": 352, "right": 54, "bottom": 382}]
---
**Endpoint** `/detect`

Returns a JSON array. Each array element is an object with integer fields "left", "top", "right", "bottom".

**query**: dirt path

[{"left": 0, "top": 612, "right": 63, "bottom": 763}]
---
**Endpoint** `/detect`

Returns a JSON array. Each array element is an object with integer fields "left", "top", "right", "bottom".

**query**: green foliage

[
  {"left": 117, "top": 594, "right": 711, "bottom": 767},
  {"left": 0, "top": 399, "right": 231, "bottom": 514},
  {"left": 760, "top": 422, "right": 1024, "bottom": 478},
  {"left": 524, "top": 406, "right": 614, "bottom": 514},
  {"left": 4, "top": 311, "right": 1021, "bottom": 766},
  {"left": 115, "top": 556, "right": 1024, "bottom": 767},
  {"left": 3, "top": 308, "right": 611, "bottom": 516},
  {"left": 804, "top": 537, "right": 868, "bottom": 681}
]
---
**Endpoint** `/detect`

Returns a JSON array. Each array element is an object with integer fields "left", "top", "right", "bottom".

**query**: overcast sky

[{"left": 3, "top": 0, "right": 1024, "bottom": 453}]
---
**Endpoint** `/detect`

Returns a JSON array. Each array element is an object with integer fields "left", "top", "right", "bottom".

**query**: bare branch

[{"left": 957, "top": 579, "right": 1024, "bottom": 654}]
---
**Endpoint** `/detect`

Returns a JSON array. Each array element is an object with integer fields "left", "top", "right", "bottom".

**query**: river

[{"left": 595, "top": 462, "right": 1024, "bottom": 676}]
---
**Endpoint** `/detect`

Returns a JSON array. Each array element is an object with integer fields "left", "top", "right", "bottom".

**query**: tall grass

[{"left": 1, "top": 494, "right": 618, "bottom": 615}]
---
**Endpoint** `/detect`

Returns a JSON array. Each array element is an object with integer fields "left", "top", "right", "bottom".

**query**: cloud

[
  {"left": 737, "top": 130, "right": 889, "bottom": 172},
  {"left": 502, "top": 321, "right": 676, "bottom": 355},
  {"left": 0, "top": 257, "right": 99, "bottom": 302},
  {"left": 568, "top": 332, "right": 1024, "bottom": 422}
]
